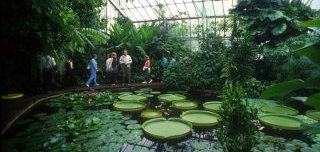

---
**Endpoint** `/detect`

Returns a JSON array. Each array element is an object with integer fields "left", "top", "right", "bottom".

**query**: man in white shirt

[
  {"left": 119, "top": 49, "right": 132, "bottom": 83},
  {"left": 44, "top": 55, "right": 57, "bottom": 92}
]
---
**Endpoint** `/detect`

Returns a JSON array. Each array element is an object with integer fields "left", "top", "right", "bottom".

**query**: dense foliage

[
  {"left": 217, "top": 82, "right": 258, "bottom": 152},
  {"left": 1, "top": 0, "right": 107, "bottom": 93}
]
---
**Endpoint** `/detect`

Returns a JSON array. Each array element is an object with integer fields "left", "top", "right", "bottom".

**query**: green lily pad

[
  {"left": 134, "top": 90, "right": 145, "bottom": 94},
  {"left": 172, "top": 100, "right": 198, "bottom": 110},
  {"left": 139, "top": 88, "right": 152, "bottom": 92},
  {"left": 151, "top": 91, "right": 161, "bottom": 95},
  {"left": 181, "top": 110, "right": 221, "bottom": 127},
  {"left": 124, "top": 120, "right": 138, "bottom": 125},
  {"left": 127, "top": 124, "right": 142, "bottom": 130},
  {"left": 140, "top": 109, "right": 162, "bottom": 119},
  {"left": 203, "top": 101, "right": 222, "bottom": 113},
  {"left": 306, "top": 110, "right": 320, "bottom": 121},
  {"left": 143, "top": 94, "right": 154, "bottom": 98},
  {"left": 113, "top": 101, "right": 146, "bottom": 112},
  {"left": 259, "top": 114, "right": 303, "bottom": 130},
  {"left": 260, "top": 105, "right": 298, "bottom": 115},
  {"left": 118, "top": 94, "right": 147, "bottom": 102},
  {"left": 158, "top": 94, "right": 186, "bottom": 102},
  {"left": 115, "top": 92, "right": 132, "bottom": 95},
  {"left": 142, "top": 118, "right": 192, "bottom": 140},
  {"left": 242, "top": 98, "right": 279, "bottom": 109}
]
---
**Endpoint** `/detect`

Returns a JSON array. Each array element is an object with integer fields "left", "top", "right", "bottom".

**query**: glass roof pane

[
  {"left": 183, "top": 0, "right": 193, "bottom": 3},
  {"left": 123, "top": 9, "right": 137, "bottom": 21},
  {"left": 120, "top": 0, "right": 134, "bottom": 8},
  {"left": 136, "top": 8, "right": 152, "bottom": 20},
  {"left": 168, "top": 4, "right": 180, "bottom": 17},
  {"left": 213, "top": 1, "right": 224, "bottom": 16},
  {"left": 112, "top": 0, "right": 236, "bottom": 22},
  {"left": 131, "top": 0, "right": 142, "bottom": 7},
  {"left": 204, "top": 1, "right": 214, "bottom": 16},
  {"left": 176, "top": 4, "right": 188, "bottom": 17},
  {"left": 162, "top": 0, "right": 175, "bottom": 5},
  {"left": 185, "top": 3, "right": 198, "bottom": 17},
  {"left": 223, "top": 0, "right": 235, "bottom": 15},
  {"left": 130, "top": 8, "right": 145, "bottom": 20},
  {"left": 143, "top": 7, "right": 158, "bottom": 20},
  {"left": 147, "top": 0, "right": 158, "bottom": 5},
  {"left": 194, "top": 2, "right": 205, "bottom": 16}
]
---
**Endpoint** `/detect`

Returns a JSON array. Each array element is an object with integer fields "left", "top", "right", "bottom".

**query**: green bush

[
  {"left": 217, "top": 81, "right": 258, "bottom": 152},
  {"left": 162, "top": 49, "right": 223, "bottom": 90}
]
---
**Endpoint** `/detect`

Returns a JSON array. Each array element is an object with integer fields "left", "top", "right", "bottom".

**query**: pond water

[{"left": 2, "top": 89, "right": 320, "bottom": 152}]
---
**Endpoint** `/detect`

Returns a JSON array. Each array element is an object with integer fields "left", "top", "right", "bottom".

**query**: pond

[{"left": 2, "top": 89, "right": 320, "bottom": 152}]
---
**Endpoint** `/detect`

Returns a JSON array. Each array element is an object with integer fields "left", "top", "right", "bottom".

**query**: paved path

[{"left": 1, "top": 83, "right": 163, "bottom": 135}]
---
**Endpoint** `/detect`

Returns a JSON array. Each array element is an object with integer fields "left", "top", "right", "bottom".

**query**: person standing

[
  {"left": 169, "top": 55, "right": 176, "bottom": 68},
  {"left": 65, "top": 56, "right": 74, "bottom": 86},
  {"left": 106, "top": 52, "right": 118, "bottom": 86},
  {"left": 44, "top": 55, "right": 57, "bottom": 92},
  {"left": 119, "top": 49, "right": 132, "bottom": 84},
  {"left": 85, "top": 54, "right": 99, "bottom": 87},
  {"left": 161, "top": 53, "right": 169, "bottom": 68},
  {"left": 142, "top": 55, "right": 152, "bottom": 83}
]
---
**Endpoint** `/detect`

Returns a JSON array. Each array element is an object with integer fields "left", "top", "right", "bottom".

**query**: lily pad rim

[
  {"left": 113, "top": 101, "right": 146, "bottom": 112},
  {"left": 180, "top": 110, "right": 222, "bottom": 127},
  {"left": 258, "top": 114, "right": 304, "bottom": 131},
  {"left": 142, "top": 117, "right": 193, "bottom": 140},
  {"left": 172, "top": 100, "right": 198, "bottom": 110}
]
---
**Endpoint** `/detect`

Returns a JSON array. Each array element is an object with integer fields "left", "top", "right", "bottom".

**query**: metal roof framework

[
  {"left": 105, "top": 0, "right": 236, "bottom": 51},
  {"left": 107, "top": 0, "right": 235, "bottom": 23}
]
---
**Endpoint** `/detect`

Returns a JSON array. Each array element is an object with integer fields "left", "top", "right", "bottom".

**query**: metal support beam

[
  {"left": 132, "top": 15, "right": 227, "bottom": 23},
  {"left": 107, "top": 0, "right": 126, "bottom": 17},
  {"left": 146, "top": 0, "right": 160, "bottom": 19},
  {"left": 119, "top": 0, "right": 139, "bottom": 21}
]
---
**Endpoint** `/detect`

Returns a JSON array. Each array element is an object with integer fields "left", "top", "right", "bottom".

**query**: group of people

[{"left": 85, "top": 49, "right": 153, "bottom": 87}]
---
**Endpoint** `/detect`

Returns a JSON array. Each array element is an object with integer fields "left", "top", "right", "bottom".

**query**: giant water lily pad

[
  {"left": 203, "top": 101, "right": 222, "bottom": 113},
  {"left": 172, "top": 100, "right": 198, "bottom": 110},
  {"left": 141, "top": 109, "right": 162, "bottom": 119},
  {"left": 261, "top": 105, "right": 298, "bottom": 115},
  {"left": 151, "top": 91, "right": 161, "bottom": 95},
  {"left": 259, "top": 114, "right": 303, "bottom": 130},
  {"left": 118, "top": 94, "right": 147, "bottom": 102},
  {"left": 242, "top": 98, "right": 279, "bottom": 109},
  {"left": 142, "top": 118, "right": 192, "bottom": 140},
  {"left": 113, "top": 101, "right": 146, "bottom": 112},
  {"left": 181, "top": 110, "right": 221, "bottom": 127},
  {"left": 158, "top": 94, "right": 186, "bottom": 102},
  {"left": 306, "top": 110, "right": 320, "bottom": 121}
]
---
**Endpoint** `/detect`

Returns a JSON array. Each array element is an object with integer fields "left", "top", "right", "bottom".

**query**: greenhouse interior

[{"left": 1, "top": 0, "right": 320, "bottom": 151}]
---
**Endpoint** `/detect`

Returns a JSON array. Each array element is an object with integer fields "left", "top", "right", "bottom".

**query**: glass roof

[{"left": 108, "top": 0, "right": 237, "bottom": 23}]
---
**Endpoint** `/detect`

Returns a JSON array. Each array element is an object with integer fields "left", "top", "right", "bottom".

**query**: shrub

[{"left": 217, "top": 81, "right": 258, "bottom": 152}]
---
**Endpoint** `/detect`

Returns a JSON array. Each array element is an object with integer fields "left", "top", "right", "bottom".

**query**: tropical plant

[
  {"left": 231, "top": 0, "right": 316, "bottom": 44},
  {"left": 260, "top": 19, "right": 320, "bottom": 110},
  {"left": 260, "top": 19, "right": 320, "bottom": 139},
  {"left": 1, "top": 0, "right": 108, "bottom": 93},
  {"left": 217, "top": 81, "right": 258, "bottom": 152}
]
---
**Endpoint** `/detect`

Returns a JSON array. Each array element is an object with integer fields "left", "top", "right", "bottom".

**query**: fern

[{"left": 80, "top": 28, "right": 108, "bottom": 44}]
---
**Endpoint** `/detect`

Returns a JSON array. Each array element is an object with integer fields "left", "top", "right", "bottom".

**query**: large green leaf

[
  {"left": 295, "top": 42, "right": 320, "bottom": 66},
  {"left": 261, "top": 76, "right": 320, "bottom": 99},
  {"left": 271, "top": 23, "right": 287, "bottom": 36},
  {"left": 303, "top": 19, "right": 320, "bottom": 28},
  {"left": 266, "top": 10, "right": 284, "bottom": 21},
  {"left": 303, "top": 77, "right": 320, "bottom": 89},
  {"left": 305, "top": 93, "right": 320, "bottom": 110},
  {"left": 260, "top": 79, "right": 304, "bottom": 99}
]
